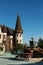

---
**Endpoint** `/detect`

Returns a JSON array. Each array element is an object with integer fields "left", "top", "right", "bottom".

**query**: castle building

[{"left": 0, "top": 15, "right": 23, "bottom": 52}]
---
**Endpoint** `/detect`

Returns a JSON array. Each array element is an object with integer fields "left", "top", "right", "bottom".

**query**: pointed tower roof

[{"left": 15, "top": 14, "right": 23, "bottom": 33}]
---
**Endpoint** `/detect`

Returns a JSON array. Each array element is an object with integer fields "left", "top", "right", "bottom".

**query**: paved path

[
  {"left": 0, "top": 53, "right": 32, "bottom": 65},
  {"left": 0, "top": 53, "right": 43, "bottom": 65}
]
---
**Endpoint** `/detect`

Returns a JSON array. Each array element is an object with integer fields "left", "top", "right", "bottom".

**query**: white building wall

[
  {"left": 0, "top": 27, "right": 3, "bottom": 43},
  {"left": 16, "top": 33, "right": 23, "bottom": 44}
]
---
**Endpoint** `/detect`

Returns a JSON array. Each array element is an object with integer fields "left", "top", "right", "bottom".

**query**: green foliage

[
  {"left": 34, "top": 41, "right": 36, "bottom": 48},
  {"left": 29, "top": 37, "right": 36, "bottom": 48},
  {"left": 30, "top": 41, "right": 34, "bottom": 48},
  {"left": 15, "top": 44, "right": 24, "bottom": 54},
  {"left": 23, "top": 43, "right": 27, "bottom": 50},
  {"left": 38, "top": 38, "right": 43, "bottom": 49},
  {"left": 0, "top": 47, "right": 3, "bottom": 51}
]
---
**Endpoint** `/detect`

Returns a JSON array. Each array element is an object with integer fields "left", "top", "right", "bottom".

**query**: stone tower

[{"left": 13, "top": 14, "right": 23, "bottom": 46}]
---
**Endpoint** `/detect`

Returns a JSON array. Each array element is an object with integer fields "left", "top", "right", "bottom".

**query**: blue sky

[{"left": 0, "top": 0, "right": 43, "bottom": 44}]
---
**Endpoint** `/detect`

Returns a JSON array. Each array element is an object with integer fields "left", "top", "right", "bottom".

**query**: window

[
  {"left": 3, "top": 35, "right": 6, "bottom": 39},
  {"left": 20, "top": 34, "right": 21, "bottom": 37},
  {"left": 17, "top": 34, "right": 18, "bottom": 37},
  {"left": 16, "top": 40, "right": 18, "bottom": 42},
  {"left": 20, "top": 40, "right": 21, "bottom": 42},
  {"left": 0, "top": 34, "right": 1, "bottom": 38}
]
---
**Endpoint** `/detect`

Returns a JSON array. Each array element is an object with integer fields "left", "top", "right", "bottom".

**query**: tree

[
  {"left": 0, "top": 47, "right": 3, "bottom": 51},
  {"left": 23, "top": 43, "right": 27, "bottom": 50},
  {"left": 38, "top": 38, "right": 43, "bottom": 49},
  {"left": 15, "top": 44, "right": 24, "bottom": 54},
  {"left": 29, "top": 37, "right": 36, "bottom": 48},
  {"left": 29, "top": 37, "right": 34, "bottom": 48}
]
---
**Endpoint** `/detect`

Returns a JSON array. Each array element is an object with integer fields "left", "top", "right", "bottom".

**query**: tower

[{"left": 13, "top": 14, "right": 23, "bottom": 45}]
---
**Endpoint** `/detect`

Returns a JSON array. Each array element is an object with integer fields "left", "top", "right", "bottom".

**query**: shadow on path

[
  {"left": 8, "top": 60, "right": 43, "bottom": 65},
  {"left": 0, "top": 57, "right": 25, "bottom": 61},
  {"left": 0, "top": 57, "right": 43, "bottom": 65}
]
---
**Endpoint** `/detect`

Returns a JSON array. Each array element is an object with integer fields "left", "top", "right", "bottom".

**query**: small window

[
  {"left": 16, "top": 40, "right": 18, "bottom": 42},
  {"left": 20, "top": 40, "right": 21, "bottom": 42},
  {"left": 0, "top": 34, "right": 1, "bottom": 38},
  {"left": 20, "top": 34, "right": 21, "bottom": 37},
  {"left": 17, "top": 34, "right": 18, "bottom": 37}
]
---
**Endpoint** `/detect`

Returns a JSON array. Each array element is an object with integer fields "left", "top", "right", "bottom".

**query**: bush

[{"left": 0, "top": 47, "right": 3, "bottom": 51}]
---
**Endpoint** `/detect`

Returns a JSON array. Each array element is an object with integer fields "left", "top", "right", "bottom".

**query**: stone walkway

[
  {"left": 0, "top": 52, "right": 43, "bottom": 65},
  {"left": 0, "top": 52, "right": 32, "bottom": 65}
]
